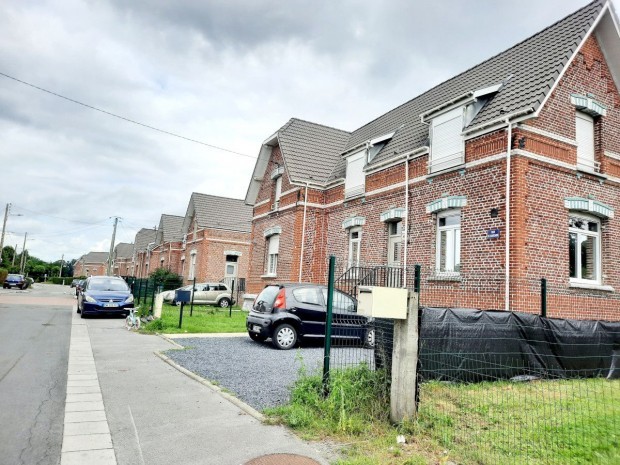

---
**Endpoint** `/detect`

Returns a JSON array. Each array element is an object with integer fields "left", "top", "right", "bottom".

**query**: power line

[
  {"left": 11, "top": 204, "right": 109, "bottom": 225},
  {"left": 0, "top": 71, "right": 257, "bottom": 160}
]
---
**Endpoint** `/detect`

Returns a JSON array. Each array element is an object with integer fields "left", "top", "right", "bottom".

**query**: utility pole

[
  {"left": 107, "top": 217, "right": 119, "bottom": 276},
  {"left": 12, "top": 244, "right": 18, "bottom": 266},
  {"left": 59, "top": 254, "right": 64, "bottom": 277},
  {"left": 0, "top": 203, "right": 9, "bottom": 264},
  {"left": 19, "top": 232, "right": 27, "bottom": 274}
]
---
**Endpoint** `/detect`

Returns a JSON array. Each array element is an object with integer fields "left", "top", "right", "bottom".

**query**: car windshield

[{"left": 88, "top": 279, "right": 129, "bottom": 292}]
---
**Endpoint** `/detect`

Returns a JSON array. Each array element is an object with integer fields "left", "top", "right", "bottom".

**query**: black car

[
  {"left": 3, "top": 274, "right": 26, "bottom": 289},
  {"left": 246, "top": 283, "right": 375, "bottom": 350}
]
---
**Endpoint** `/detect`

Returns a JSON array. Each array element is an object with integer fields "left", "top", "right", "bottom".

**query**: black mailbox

[{"left": 175, "top": 289, "right": 192, "bottom": 303}]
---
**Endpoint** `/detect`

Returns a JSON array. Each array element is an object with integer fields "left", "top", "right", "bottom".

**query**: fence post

[
  {"left": 178, "top": 302, "right": 184, "bottom": 329},
  {"left": 322, "top": 255, "right": 336, "bottom": 396},
  {"left": 229, "top": 279, "right": 235, "bottom": 318},
  {"left": 541, "top": 278, "right": 547, "bottom": 318},
  {"left": 390, "top": 289, "right": 420, "bottom": 423},
  {"left": 190, "top": 277, "right": 196, "bottom": 317},
  {"left": 150, "top": 282, "right": 156, "bottom": 314},
  {"left": 414, "top": 264, "right": 421, "bottom": 293},
  {"left": 136, "top": 279, "right": 142, "bottom": 305}
]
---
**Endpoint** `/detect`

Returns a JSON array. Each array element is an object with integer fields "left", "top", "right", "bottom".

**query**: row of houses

[
  {"left": 77, "top": 1, "right": 620, "bottom": 321},
  {"left": 74, "top": 193, "right": 253, "bottom": 292}
]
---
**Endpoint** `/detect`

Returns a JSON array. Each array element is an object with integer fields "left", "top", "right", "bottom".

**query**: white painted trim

[
  {"left": 254, "top": 198, "right": 270, "bottom": 207},
  {"left": 534, "top": 5, "right": 607, "bottom": 118},
  {"left": 604, "top": 150, "right": 620, "bottom": 161},
  {"left": 511, "top": 149, "right": 575, "bottom": 171},
  {"left": 569, "top": 282, "right": 615, "bottom": 292},
  {"left": 365, "top": 147, "right": 429, "bottom": 175},
  {"left": 517, "top": 124, "right": 578, "bottom": 146},
  {"left": 224, "top": 250, "right": 242, "bottom": 256},
  {"left": 421, "top": 92, "right": 474, "bottom": 122},
  {"left": 206, "top": 238, "right": 251, "bottom": 245}
]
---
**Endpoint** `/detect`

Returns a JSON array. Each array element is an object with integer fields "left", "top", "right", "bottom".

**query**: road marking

[
  {"left": 60, "top": 313, "right": 117, "bottom": 465},
  {"left": 128, "top": 405, "right": 146, "bottom": 465}
]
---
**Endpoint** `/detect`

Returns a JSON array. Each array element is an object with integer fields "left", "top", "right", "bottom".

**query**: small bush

[
  {"left": 146, "top": 319, "right": 164, "bottom": 331},
  {"left": 46, "top": 277, "right": 72, "bottom": 285},
  {"left": 0, "top": 268, "right": 8, "bottom": 283}
]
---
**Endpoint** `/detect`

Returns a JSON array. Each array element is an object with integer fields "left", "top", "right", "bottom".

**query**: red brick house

[
  {"left": 180, "top": 193, "right": 253, "bottom": 289},
  {"left": 73, "top": 252, "right": 109, "bottom": 277},
  {"left": 245, "top": 0, "right": 620, "bottom": 320},
  {"left": 111, "top": 242, "right": 134, "bottom": 276},
  {"left": 132, "top": 228, "right": 157, "bottom": 278},
  {"left": 148, "top": 214, "right": 185, "bottom": 275}
]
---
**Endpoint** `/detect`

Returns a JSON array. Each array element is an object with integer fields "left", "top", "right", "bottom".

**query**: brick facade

[{"left": 247, "top": 34, "right": 620, "bottom": 321}]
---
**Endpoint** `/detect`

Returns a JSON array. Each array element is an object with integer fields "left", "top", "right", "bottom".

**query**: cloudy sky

[{"left": 0, "top": 0, "right": 611, "bottom": 263}]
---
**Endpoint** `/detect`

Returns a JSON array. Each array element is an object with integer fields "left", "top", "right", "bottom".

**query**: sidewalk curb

[
  {"left": 153, "top": 351, "right": 265, "bottom": 423},
  {"left": 155, "top": 333, "right": 185, "bottom": 348}
]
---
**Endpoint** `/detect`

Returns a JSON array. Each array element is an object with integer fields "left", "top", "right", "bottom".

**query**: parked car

[
  {"left": 162, "top": 282, "right": 234, "bottom": 308},
  {"left": 75, "top": 279, "right": 85, "bottom": 297},
  {"left": 77, "top": 276, "right": 134, "bottom": 318},
  {"left": 246, "top": 283, "right": 375, "bottom": 350},
  {"left": 3, "top": 274, "right": 26, "bottom": 289}
]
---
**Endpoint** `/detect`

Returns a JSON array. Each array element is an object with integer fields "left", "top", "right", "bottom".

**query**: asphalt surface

[
  {"left": 167, "top": 337, "right": 374, "bottom": 410},
  {"left": 0, "top": 284, "right": 73, "bottom": 465}
]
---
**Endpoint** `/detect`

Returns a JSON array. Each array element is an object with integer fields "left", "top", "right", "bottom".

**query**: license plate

[
  {"left": 104, "top": 303, "right": 118, "bottom": 308},
  {"left": 252, "top": 325, "right": 261, "bottom": 332}
]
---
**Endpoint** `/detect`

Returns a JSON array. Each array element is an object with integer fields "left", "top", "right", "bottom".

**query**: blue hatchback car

[{"left": 77, "top": 276, "right": 134, "bottom": 318}]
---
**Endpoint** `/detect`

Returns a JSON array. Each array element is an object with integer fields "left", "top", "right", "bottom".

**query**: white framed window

[
  {"left": 430, "top": 107, "right": 464, "bottom": 173},
  {"left": 569, "top": 215, "right": 600, "bottom": 284},
  {"left": 348, "top": 227, "right": 362, "bottom": 268},
  {"left": 344, "top": 150, "right": 365, "bottom": 198},
  {"left": 188, "top": 251, "right": 197, "bottom": 280},
  {"left": 387, "top": 221, "right": 402, "bottom": 266},
  {"left": 266, "top": 234, "right": 279, "bottom": 276},
  {"left": 274, "top": 176, "right": 282, "bottom": 209},
  {"left": 576, "top": 112, "right": 596, "bottom": 172},
  {"left": 436, "top": 210, "right": 461, "bottom": 273}
]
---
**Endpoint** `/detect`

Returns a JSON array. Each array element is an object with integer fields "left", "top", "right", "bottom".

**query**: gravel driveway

[{"left": 166, "top": 336, "right": 374, "bottom": 411}]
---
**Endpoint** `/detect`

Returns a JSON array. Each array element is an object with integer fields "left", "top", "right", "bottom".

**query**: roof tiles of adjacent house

[
  {"left": 246, "top": 0, "right": 611, "bottom": 200},
  {"left": 79, "top": 251, "right": 109, "bottom": 264},
  {"left": 183, "top": 193, "right": 253, "bottom": 233},
  {"left": 113, "top": 243, "right": 134, "bottom": 259},
  {"left": 134, "top": 228, "right": 157, "bottom": 253},
  {"left": 155, "top": 214, "right": 185, "bottom": 245}
]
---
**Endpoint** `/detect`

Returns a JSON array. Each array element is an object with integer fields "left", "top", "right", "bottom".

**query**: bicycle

[{"left": 125, "top": 308, "right": 141, "bottom": 330}]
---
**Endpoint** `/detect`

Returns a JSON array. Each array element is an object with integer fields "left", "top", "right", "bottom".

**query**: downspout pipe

[
  {"left": 403, "top": 154, "right": 410, "bottom": 288},
  {"left": 298, "top": 182, "right": 309, "bottom": 282},
  {"left": 505, "top": 119, "right": 512, "bottom": 312}
]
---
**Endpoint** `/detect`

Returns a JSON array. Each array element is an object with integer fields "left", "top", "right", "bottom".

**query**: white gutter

[
  {"left": 298, "top": 182, "right": 309, "bottom": 282},
  {"left": 505, "top": 119, "right": 512, "bottom": 312}
]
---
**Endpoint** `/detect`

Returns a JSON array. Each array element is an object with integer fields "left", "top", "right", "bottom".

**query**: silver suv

[{"left": 169, "top": 282, "right": 234, "bottom": 308}]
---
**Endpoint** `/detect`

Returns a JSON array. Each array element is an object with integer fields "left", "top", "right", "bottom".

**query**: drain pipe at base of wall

[
  {"left": 505, "top": 119, "right": 512, "bottom": 312},
  {"left": 298, "top": 181, "right": 310, "bottom": 282}
]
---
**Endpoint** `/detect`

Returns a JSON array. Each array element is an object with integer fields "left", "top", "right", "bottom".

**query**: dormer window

[
  {"left": 429, "top": 107, "right": 464, "bottom": 173},
  {"left": 345, "top": 150, "right": 365, "bottom": 198}
]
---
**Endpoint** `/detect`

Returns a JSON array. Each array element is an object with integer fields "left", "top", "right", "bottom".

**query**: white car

[{"left": 161, "top": 283, "right": 235, "bottom": 308}]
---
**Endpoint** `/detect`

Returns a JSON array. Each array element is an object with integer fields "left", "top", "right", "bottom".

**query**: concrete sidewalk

[{"left": 82, "top": 314, "right": 333, "bottom": 465}]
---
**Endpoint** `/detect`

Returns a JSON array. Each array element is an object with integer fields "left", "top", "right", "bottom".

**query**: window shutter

[
  {"left": 345, "top": 151, "right": 365, "bottom": 197},
  {"left": 431, "top": 107, "right": 464, "bottom": 172},
  {"left": 576, "top": 112, "right": 595, "bottom": 170},
  {"left": 268, "top": 235, "right": 280, "bottom": 254}
]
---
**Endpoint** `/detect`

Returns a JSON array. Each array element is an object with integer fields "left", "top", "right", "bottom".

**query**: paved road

[{"left": 0, "top": 284, "right": 74, "bottom": 465}]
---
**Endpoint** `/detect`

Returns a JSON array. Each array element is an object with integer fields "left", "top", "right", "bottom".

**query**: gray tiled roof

[
  {"left": 189, "top": 193, "right": 253, "bottom": 233},
  {"left": 80, "top": 251, "right": 109, "bottom": 264},
  {"left": 156, "top": 214, "right": 185, "bottom": 244},
  {"left": 134, "top": 228, "right": 157, "bottom": 253},
  {"left": 113, "top": 243, "right": 134, "bottom": 259},
  {"left": 342, "top": 0, "right": 605, "bottom": 172},
  {"left": 277, "top": 118, "right": 351, "bottom": 184}
]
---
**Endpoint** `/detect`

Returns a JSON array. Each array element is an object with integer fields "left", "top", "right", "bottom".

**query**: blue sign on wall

[{"left": 487, "top": 228, "right": 501, "bottom": 239}]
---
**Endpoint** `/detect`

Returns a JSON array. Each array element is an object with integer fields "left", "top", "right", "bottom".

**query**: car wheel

[
  {"left": 249, "top": 332, "right": 267, "bottom": 342},
  {"left": 364, "top": 328, "right": 376, "bottom": 349},
  {"left": 272, "top": 324, "right": 297, "bottom": 350},
  {"left": 171, "top": 299, "right": 176, "bottom": 306},
  {"left": 218, "top": 298, "right": 231, "bottom": 308},
  {"left": 80, "top": 310, "right": 86, "bottom": 319}
]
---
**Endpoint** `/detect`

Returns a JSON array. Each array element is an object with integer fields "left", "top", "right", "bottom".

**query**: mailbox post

[{"left": 176, "top": 289, "right": 192, "bottom": 329}]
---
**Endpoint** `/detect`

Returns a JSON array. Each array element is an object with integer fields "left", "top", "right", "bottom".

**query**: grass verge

[
  {"left": 141, "top": 303, "right": 248, "bottom": 334},
  {"left": 265, "top": 364, "right": 620, "bottom": 465}
]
